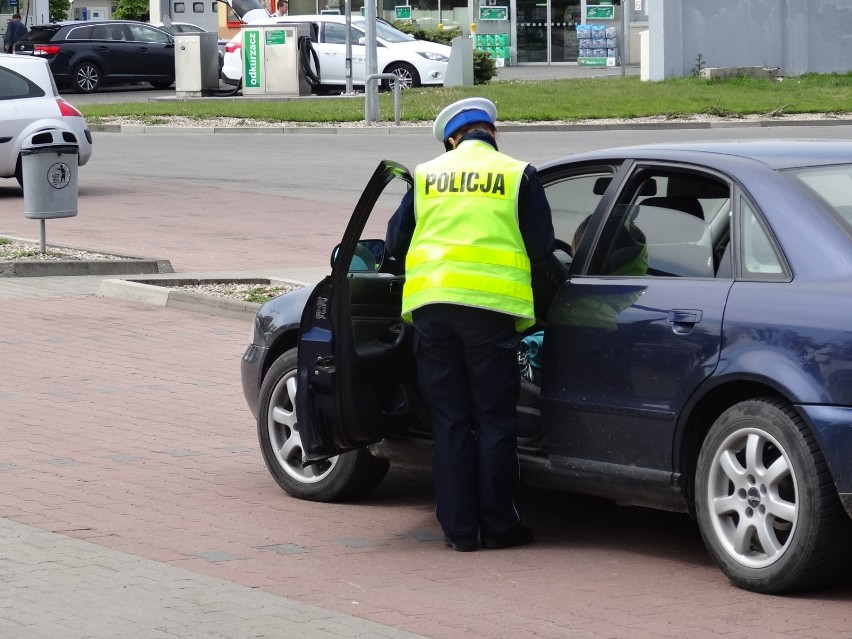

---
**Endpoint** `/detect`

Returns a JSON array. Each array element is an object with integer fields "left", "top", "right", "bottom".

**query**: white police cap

[{"left": 432, "top": 97, "right": 498, "bottom": 143}]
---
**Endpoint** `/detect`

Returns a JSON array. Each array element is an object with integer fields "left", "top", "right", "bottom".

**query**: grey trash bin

[{"left": 22, "top": 127, "right": 79, "bottom": 220}]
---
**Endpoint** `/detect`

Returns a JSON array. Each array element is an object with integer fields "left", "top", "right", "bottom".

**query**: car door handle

[
  {"left": 314, "top": 356, "right": 337, "bottom": 374},
  {"left": 95, "top": 46, "right": 109, "bottom": 51},
  {"left": 138, "top": 46, "right": 149, "bottom": 52},
  {"left": 668, "top": 309, "right": 702, "bottom": 334}
]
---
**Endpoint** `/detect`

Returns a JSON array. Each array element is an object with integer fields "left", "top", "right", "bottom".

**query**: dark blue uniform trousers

[{"left": 412, "top": 303, "right": 523, "bottom": 542}]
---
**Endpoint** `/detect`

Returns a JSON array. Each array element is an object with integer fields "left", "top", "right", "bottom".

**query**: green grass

[
  {"left": 79, "top": 73, "right": 852, "bottom": 124},
  {"left": 242, "top": 286, "right": 290, "bottom": 303}
]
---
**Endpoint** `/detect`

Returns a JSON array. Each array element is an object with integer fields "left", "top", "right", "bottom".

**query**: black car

[
  {"left": 242, "top": 140, "right": 852, "bottom": 595},
  {"left": 14, "top": 20, "right": 175, "bottom": 93}
]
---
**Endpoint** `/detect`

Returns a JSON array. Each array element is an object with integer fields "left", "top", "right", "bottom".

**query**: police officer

[{"left": 386, "top": 98, "right": 554, "bottom": 552}]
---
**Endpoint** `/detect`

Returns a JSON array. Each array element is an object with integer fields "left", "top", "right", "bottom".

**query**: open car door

[{"left": 296, "top": 160, "right": 417, "bottom": 461}]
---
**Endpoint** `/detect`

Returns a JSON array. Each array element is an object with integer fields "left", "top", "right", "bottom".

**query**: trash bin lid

[{"left": 22, "top": 127, "right": 80, "bottom": 152}]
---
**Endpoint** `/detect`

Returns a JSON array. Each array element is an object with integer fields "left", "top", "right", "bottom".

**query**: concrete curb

[
  {"left": 0, "top": 235, "right": 174, "bottom": 278},
  {"left": 98, "top": 276, "right": 307, "bottom": 321},
  {"left": 0, "top": 258, "right": 173, "bottom": 277},
  {"left": 87, "top": 117, "right": 852, "bottom": 136}
]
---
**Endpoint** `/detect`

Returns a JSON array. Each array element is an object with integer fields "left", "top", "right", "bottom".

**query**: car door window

[
  {"left": 323, "top": 23, "right": 361, "bottom": 45},
  {"left": 543, "top": 168, "right": 615, "bottom": 255},
  {"left": 588, "top": 168, "right": 731, "bottom": 278},
  {"left": 128, "top": 24, "right": 171, "bottom": 43}
]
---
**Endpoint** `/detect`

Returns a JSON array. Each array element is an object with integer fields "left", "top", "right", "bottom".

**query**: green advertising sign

[
  {"left": 586, "top": 5, "right": 615, "bottom": 20},
  {"left": 479, "top": 6, "right": 508, "bottom": 20},
  {"left": 395, "top": 5, "right": 411, "bottom": 20},
  {"left": 243, "top": 29, "right": 261, "bottom": 89},
  {"left": 266, "top": 29, "right": 286, "bottom": 45}
]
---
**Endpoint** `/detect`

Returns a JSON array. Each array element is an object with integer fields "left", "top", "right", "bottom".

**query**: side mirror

[
  {"left": 358, "top": 36, "right": 366, "bottom": 46},
  {"left": 331, "top": 239, "right": 386, "bottom": 272}
]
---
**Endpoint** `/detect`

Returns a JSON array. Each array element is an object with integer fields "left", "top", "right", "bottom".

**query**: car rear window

[
  {"left": 18, "top": 26, "right": 59, "bottom": 43},
  {"left": 0, "top": 66, "right": 45, "bottom": 100},
  {"left": 785, "top": 165, "right": 852, "bottom": 233}
]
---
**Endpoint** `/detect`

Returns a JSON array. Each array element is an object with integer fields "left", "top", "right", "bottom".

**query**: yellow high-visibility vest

[{"left": 402, "top": 139, "right": 535, "bottom": 331}]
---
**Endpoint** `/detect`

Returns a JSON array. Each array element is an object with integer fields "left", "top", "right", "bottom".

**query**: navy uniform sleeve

[
  {"left": 518, "top": 165, "right": 555, "bottom": 263},
  {"left": 385, "top": 187, "right": 416, "bottom": 261}
]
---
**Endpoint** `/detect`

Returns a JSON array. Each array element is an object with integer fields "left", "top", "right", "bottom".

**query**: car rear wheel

[
  {"left": 14, "top": 155, "right": 23, "bottom": 188},
  {"left": 257, "top": 348, "right": 389, "bottom": 502},
  {"left": 695, "top": 397, "right": 852, "bottom": 593},
  {"left": 383, "top": 63, "right": 420, "bottom": 90},
  {"left": 149, "top": 79, "right": 174, "bottom": 89},
  {"left": 72, "top": 62, "right": 101, "bottom": 94}
]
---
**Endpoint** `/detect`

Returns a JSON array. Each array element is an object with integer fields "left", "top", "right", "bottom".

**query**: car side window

[
  {"left": 740, "top": 197, "right": 786, "bottom": 280},
  {"left": 128, "top": 25, "right": 171, "bottom": 43},
  {"left": 66, "top": 25, "right": 93, "bottom": 40},
  {"left": 323, "top": 23, "right": 346, "bottom": 45},
  {"left": 0, "top": 67, "right": 44, "bottom": 100},
  {"left": 542, "top": 169, "right": 615, "bottom": 254},
  {"left": 93, "top": 24, "right": 128, "bottom": 41},
  {"left": 588, "top": 168, "right": 731, "bottom": 278}
]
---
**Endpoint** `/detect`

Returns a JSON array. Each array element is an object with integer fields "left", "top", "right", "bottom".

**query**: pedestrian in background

[
  {"left": 272, "top": 0, "right": 288, "bottom": 17},
  {"left": 4, "top": 14, "right": 28, "bottom": 54},
  {"left": 386, "top": 98, "right": 554, "bottom": 552}
]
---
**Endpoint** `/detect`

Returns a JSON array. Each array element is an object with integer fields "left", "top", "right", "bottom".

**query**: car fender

[{"left": 8, "top": 118, "right": 76, "bottom": 171}]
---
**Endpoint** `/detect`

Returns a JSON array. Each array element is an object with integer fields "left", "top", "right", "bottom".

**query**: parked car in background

[
  {"left": 0, "top": 53, "right": 92, "bottom": 187},
  {"left": 14, "top": 20, "right": 175, "bottom": 93},
  {"left": 242, "top": 140, "right": 852, "bottom": 595},
  {"left": 222, "top": 15, "right": 450, "bottom": 91}
]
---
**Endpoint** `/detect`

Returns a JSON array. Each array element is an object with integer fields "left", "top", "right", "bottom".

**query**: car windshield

[
  {"left": 784, "top": 165, "right": 852, "bottom": 234},
  {"left": 352, "top": 19, "right": 415, "bottom": 43}
]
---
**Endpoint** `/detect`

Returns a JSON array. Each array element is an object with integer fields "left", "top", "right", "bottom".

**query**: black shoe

[
  {"left": 481, "top": 525, "right": 534, "bottom": 550},
  {"left": 444, "top": 536, "right": 478, "bottom": 552}
]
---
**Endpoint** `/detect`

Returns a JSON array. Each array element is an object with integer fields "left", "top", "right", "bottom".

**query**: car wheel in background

[
  {"left": 14, "top": 155, "right": 23, "bottom": 188},
  {"left": 257, "top": 349, "right": 390, "bottom": 502},
  {"left": 695, "top": 397, "right": 852, "bottom": 594},
  {"left": 72, "top": 62, "right": 101, "bottom": 93},
  {"left": 383, "top": 62, "right": 420, "bottom": 90},
  {"left": 149, "top": 79, "right": 174, "bottom": 89}
]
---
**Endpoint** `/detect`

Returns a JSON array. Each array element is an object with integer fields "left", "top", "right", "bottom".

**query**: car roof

[{"left": 545, "top": 139, "right": 852, "bottom": 171}]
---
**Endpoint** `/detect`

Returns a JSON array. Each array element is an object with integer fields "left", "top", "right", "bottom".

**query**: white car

[
  {"left": 222, "top": 15, "right": 450, "bottom": 90},
  {"left": 0, "top": 54, "right": 92, "bottom": 188}
]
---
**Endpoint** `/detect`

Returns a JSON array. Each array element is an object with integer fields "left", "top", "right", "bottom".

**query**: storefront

[{"left": 288, "top": 0, "right": 645, "bottom": 66}]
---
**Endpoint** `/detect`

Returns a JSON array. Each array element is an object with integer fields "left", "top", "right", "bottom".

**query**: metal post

[
  {"left": 344, "top": 0, "right": 353, "bottom": 94},
  {"left": 621, "top": 2, "right": 629, "bottom": 75},
  {"left": 39, "top": 220, "right": 46, "bottom": 253},
  {"left": 365, "top": 73, "right": 401, "bottom": 126},
  {"left": 364, "top": 0, "right": 379, "bottom": 123}
]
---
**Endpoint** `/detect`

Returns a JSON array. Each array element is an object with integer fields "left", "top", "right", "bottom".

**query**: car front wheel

[
  {"left": 383, "top": 63, "right": 420, "bottom": 90},
  {"left": 257, "top": 348, "right": 389, "bottom": 502},
  {"left": 695, "top": 397, "right": 852, "bottom": 593},
  {"left": 72, "top": 62, "right": 101, "bottom": 93}
]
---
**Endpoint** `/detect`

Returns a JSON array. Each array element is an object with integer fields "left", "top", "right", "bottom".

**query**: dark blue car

[{"left": 241, "top": 140, "right": 852, "bottom": 594}]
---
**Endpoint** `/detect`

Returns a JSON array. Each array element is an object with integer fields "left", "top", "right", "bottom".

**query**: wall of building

[{"left": 647, "top": 0, "right": 852, "bottom": 79}]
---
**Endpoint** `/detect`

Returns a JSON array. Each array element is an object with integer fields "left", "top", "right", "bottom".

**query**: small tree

[
  {"left": 49, "top": 0, "right": 72, "bottom": 22},
  {"left": 113, "top": 0, "right": 150, "bottom": 21}
]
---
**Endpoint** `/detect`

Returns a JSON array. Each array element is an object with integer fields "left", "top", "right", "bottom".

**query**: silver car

[{"left": 0, "top": 53, "right": 93, "bottom": 187}]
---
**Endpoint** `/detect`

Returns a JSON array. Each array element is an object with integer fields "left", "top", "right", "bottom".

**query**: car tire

[
  {"left": 695, "top": 397, "right": 852, "bottom": 594},
  {"left": 257, "top": 348, "right": 390, "bottom": 502},
  {"left": 383, "top": 63, "right": 420, "bottom": 91},
  {"left": 14, "top": 155, "right": 23, "bottom": 189},
  {"left": 149, "top": 80, "right": 174, "bottom": 89},
  {"left": 72, "top": 62, "right": 101, "bottom": 94}
]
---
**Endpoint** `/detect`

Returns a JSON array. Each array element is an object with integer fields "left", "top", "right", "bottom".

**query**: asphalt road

[{"left": 2, "top": 117, "right": 852, "bottom": 638}]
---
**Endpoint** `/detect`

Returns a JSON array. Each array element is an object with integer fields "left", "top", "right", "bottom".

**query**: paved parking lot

[{"left": 1, "top": 125, "right": 851, "bottom": 638}]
